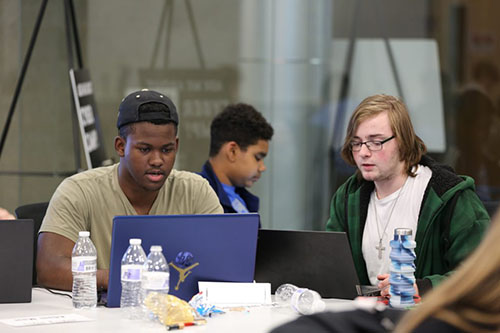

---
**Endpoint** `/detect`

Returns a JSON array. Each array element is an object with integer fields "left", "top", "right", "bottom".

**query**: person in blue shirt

[{"left": 200, "top": 103, "right": 274, "bottom": 213}]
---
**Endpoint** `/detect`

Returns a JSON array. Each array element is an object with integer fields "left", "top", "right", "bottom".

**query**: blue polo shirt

[{"left": 221, "top": 183, "right": 249, "bottom": 213}]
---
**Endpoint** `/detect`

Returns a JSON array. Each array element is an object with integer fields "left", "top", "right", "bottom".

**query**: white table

[{"left": 0, "top": 288, "right": 356, "bottom": 333}]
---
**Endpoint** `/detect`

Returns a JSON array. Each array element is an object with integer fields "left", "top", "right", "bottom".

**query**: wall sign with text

[
  {"left": 70, "top": 68, "right": 111, "bottom": 169},
  {"left": 138, "top": 68, "right": 238, "bottom": 171}
]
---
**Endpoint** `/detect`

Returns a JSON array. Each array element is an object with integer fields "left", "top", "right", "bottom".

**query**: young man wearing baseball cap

[{"left": 37, "top": 89, "right": 223, "bottom": 291}]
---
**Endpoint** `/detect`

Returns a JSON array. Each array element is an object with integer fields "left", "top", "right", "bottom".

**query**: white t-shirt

[{"left": 362, "top": 165, "right": 432, "bottom": 285}]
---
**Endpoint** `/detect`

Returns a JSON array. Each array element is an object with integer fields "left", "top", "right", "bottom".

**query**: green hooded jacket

[{"left": 326, "top": 155, "right": 490, "bottom": 294}]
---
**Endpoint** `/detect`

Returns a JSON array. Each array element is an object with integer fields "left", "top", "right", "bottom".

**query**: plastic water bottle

[
  {"left": 275, "top": 284, "right": 325, "bottom": 315},
  {"left": 120, "top": 238, "right": 147, "bottom": 319},
  {"left": 389, "top": 228, "right": 416, "bottom": 309},
  {"left": 275, "top": 283, "right": 299, "bottom": 304},
  {"left": 290, "top": 288, "right": 326, "bottom": 315},
  {"left": 142, "top": 245, "right": 170, "bottom": 322},
  {"left": 71, "top": 231, "right": 97, "bottom": 308}
]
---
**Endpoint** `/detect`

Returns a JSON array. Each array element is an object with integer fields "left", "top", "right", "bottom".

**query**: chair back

[{"left": 15, "top": 202, "right": 49, "bottom": 285}]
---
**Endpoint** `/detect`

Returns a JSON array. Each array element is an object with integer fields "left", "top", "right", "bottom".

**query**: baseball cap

[{"left": 117, "top": 89, "right": 179, "bottom": 129}]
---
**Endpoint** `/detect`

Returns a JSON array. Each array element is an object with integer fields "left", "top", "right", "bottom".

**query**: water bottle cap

[
  {"left": 129, "top": 238, "right": 142, "bottom": 245},
  {"left": 394, "top": 228, "right": 412, "bottom": 236},
  {"left": 78, "top": 231, "right": 90, "bottom": 237},
  {"left": 150, "top": 245, "right": 162, "bottom": 252}
]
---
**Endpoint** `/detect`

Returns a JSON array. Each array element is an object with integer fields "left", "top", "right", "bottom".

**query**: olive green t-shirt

[{"left": 39, "top": 164, "right": 223, "bottom": 269}]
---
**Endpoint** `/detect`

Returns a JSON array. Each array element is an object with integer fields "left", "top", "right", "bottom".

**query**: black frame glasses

[{"left": 350, "top": 135, "right": 395, "bottom": 152}]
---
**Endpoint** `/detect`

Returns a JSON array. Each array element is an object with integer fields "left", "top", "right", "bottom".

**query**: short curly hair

[{"left": 209, "top": 103, "right": 274, "bottom": 156}]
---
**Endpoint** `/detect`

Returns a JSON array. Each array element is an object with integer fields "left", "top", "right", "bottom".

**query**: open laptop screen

[
  {"left": 107, "top": 214, "right": 259, "bottom": 307},
  {"left": 0, "top": 219, "right": 34, "bottom": 303},
  {"left": 254, "top": 229, "right": 361, "bottom": 299}
]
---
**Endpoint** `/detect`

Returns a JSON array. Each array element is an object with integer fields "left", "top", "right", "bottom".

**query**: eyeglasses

[{"left": 350, "top": 135, "right": 395, "bottom": 152}]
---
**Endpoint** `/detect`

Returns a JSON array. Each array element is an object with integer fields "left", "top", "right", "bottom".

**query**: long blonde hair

[
  {"left": 395, "top": 212, "right": 500, "bottom": 333},
  {"left": 341, "top": 94, "right": 426, "bottom": 177}
]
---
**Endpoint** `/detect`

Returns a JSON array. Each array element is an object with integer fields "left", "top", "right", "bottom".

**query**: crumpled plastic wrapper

[
  {"left": 189, "top": 292, "right": 225, "bottom": 317},
  {"left": 144, "top": 292, "right": 196, "bottom": 325}
]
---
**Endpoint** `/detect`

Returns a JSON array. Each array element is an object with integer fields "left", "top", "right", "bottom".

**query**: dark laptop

[
  {"left": 0, "top": 219, "right": 34, "bottom": 303},
  {"left": 254, "top": 229, "right": 362, "bottom": 299},
  {"left": 106, "top": 214, "right": 260, "bottom": 307}
]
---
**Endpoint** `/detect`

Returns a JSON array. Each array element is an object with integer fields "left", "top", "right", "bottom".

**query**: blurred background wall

[{"left": 1, "top": 0, "right": 499, "bottom": 229}]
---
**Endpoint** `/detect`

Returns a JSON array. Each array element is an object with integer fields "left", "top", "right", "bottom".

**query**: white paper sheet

[
  {"left": 0, "top": 313, "right": 93, "bottom": 327},
  {"left": 198, "top": 281, "right": 272, "bottom": 306}
]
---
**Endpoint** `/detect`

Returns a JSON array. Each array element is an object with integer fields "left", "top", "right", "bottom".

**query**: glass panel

[{"left": 1, "top": 0, "right": 498, "bottom": 227}]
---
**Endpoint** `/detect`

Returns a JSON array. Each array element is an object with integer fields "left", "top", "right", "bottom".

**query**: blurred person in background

[{"left": 455, "top": 61, "right": 500, "bottom": 201}]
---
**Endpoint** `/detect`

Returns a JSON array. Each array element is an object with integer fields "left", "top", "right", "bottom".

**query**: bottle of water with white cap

[
  {"left": 275, "top": 284, "right": 326, "bottom": 315},
  {"left": 71, "top": 231, "right": 97, "bottom": 308},
  {"left": 389, "top": 228, "right": 416, "bottom": 309},
  {"left": 120, "top": 238, "right": 147, "bottom": 319},
  {"left": 142, "top": 245, "right": 170, "bottom": 322}
]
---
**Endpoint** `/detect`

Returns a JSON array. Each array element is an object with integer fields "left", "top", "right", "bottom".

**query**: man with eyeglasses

[{"left": 326, "top": 94, "right": 489, "bottom": 298}]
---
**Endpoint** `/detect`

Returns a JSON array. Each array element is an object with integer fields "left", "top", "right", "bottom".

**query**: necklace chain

[{"left": 373, "top": 177, "right": 408, "bottom": 259}]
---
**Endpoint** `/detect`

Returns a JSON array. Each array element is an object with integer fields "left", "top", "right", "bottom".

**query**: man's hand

[
  {"left": 377, "top": 274, "right": 390, "bottom": 297},
  {"left": 377, "top": 273, "right": 419, "bottom": 297}
]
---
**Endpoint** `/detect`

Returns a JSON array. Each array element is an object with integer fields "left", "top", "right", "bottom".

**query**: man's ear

[
  {"left": 114, "top": 136, "right": 126, "bottom": 157},
  {"left": 224, "top": 141, "right": 239, "bottom": 162}
]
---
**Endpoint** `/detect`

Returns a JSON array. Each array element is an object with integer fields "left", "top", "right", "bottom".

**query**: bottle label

[
  {"left": 142, "top": 271, "right": 169, "bottom": 290},
  {"left": 71, "top": 256, "right": 97, "bottom": 273},
  {"left": 121, "top": 264, "right": 142, "bottom": 282}
]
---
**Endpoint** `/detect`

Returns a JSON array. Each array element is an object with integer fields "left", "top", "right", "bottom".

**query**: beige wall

[
  {"left": 0, "top": 0, "right": 21, "bottom": 212},
  {"left": 0, "top": 0, "right": 240, "bottom": 214},
  {"left": 0, "top": 1, "right": 81, "bottom": 213}
]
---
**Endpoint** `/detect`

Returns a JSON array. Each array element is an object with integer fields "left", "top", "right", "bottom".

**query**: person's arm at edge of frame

[{"left": 37, "top": 232, "right": 109, "bottom": 291}]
